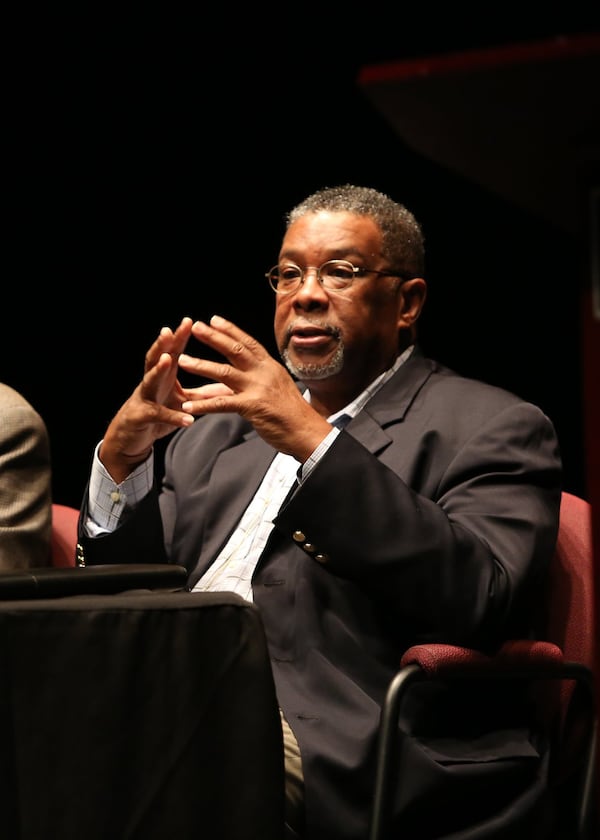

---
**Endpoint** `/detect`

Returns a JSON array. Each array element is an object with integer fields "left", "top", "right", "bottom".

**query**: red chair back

[
  {"left": 548, "top": 491, "right": 595, "bottom": 670},
  {"left": 540, "top": 491, "right": 595, "bottom": 787},
  {"left": 50, "top": 503, "right": 79, "bottom": 568}
]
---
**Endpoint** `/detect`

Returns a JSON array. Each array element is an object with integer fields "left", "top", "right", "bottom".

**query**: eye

[
  {"left": 279, "top": 265, "right": 302, "bottom": 281},
  {"left": 321, "top": 261, "right": 356, "bottom": 288},
  {"left": 328, "top": 264, "right": 354, "bottom": 280},
  {"left": 276, "top": 265, "right": 302, "bottom": 289}
]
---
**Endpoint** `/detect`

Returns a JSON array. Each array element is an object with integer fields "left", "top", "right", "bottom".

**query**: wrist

[{"left": 99, "top": 442, "right": 153, "bottom": 484}]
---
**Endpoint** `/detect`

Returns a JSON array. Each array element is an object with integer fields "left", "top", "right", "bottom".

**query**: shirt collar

[{"left": 303, "top": 345, "right": 415, "bottom": 425}]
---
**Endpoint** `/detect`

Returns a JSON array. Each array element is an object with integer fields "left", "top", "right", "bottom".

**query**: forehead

[{"left": 281, "top": 210, "right": 382, "bottom": 257}]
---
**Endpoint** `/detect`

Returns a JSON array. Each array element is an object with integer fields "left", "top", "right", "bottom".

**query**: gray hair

[{"left": 286, "top": 184, "right": 425, "bottom": 277}]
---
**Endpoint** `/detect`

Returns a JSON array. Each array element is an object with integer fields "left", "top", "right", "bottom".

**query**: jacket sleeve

[
  {"left": 77, "top": 485, "right": 169, "bottom": 567},
  {"left": 272, "top": 400, "right": 562, "bottom": 650}
]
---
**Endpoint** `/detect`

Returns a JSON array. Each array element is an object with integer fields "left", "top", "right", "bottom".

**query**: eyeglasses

[{"left": 265, "top": 259, "right": 407, "bottom": 294}]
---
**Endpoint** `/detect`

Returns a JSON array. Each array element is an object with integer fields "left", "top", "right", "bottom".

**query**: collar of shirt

[
  {"left": 304, "top": 344, "right": 415, "bottom": 425},
  {"left": 300, "top": 345, "right": 415, "bottom": 483}
]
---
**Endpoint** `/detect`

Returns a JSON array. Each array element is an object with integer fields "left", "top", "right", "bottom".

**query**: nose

[
  {"left": 303, "top": 266, "right": 320, "bottom": 282},
  {"left": 293, "top": 266, "right": 328, "bottom": 305}
]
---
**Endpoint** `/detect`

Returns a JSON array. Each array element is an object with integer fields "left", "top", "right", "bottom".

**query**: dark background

[{"left": 5, "top": 8, "right": 599, "bottom": 508}]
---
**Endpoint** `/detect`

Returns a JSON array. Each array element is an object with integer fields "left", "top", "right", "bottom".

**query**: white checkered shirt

[{"left": 86, "top": 346, "right": 414, "bottom": 601}]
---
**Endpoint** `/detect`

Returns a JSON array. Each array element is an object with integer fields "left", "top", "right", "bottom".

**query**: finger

[
  {"left": 141, "top": 352, "right": 194, "bottom": 415},
  {"left": 145, "top": 317, "right": 194, "bottom": 372},
  {"left": 171, "top": 316, "right": 194, "bottom": 351},
  {"left": 178, "top": 354, "right": 245, "bottom": 394},
  {"left": 191, "top": 316, "right": 267, "bottom": 369},
  {"left": 182, "top": 382, "right": 235, "bottom": 400},
  {"left": 181, "top": 383, "right": 235, "bottom": 413},
  {"left": 140, "top": 352, "right": 177, "bottom": 400}
]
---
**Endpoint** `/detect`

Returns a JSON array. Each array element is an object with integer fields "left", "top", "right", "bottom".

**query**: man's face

[{"left": 273, "top": 210, "right": 406, "bottom": 396}]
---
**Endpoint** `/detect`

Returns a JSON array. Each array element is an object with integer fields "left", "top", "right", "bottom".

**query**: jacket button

[
  {"left": 303, "top": 543, "right": 316, "bottom": 554},
  {"left": 293, "top": 530, "right": 306, "bottom": 543},
  {"left": 314, "top": 553, "right": 329, "bottom": 564},
  {"left": 76, "top": 543, "right": 85, "bottom": 567}
]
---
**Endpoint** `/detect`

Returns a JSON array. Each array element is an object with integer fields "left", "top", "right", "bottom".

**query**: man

[
  {"left": 0, "top": 381, "right": 52, "bottom": 568},
  {"left": 78, "top": 185, "right": 562, "bottom": 839}
]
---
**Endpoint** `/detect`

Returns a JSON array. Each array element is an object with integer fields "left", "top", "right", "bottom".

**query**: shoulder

[
  {"left": 390, "top": 349, "right": 557, "bottom": 436},
  {"left": 407, "top": 348, "right": 543, "bottom": 407},
  {"left": 0, "top": 383, "right": 48, "bottom": 439},
  {"left": 0, "top": 382, "right": 43, "bottom": 415},
  {"left": 0, "top": 382, "right": 32, "bottom": 408},
  {"left": 0, "top": 382, "right": 43, "bottom": 424}
]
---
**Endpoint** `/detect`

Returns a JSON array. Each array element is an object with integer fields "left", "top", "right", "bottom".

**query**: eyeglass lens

[{"left": 268, "top": 260, "right": 357, "bottom": 292}]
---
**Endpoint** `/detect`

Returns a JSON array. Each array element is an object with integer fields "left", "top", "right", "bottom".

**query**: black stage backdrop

[{"left": 5, "top": 7, "right": 599, "bottom": 507}]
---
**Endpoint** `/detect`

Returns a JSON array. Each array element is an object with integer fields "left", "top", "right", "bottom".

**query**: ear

[{"left": 397, "top": 277, "right": 427, "bottom": 334}]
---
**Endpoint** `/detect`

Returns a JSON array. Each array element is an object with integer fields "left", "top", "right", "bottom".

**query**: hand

[
  {"left": 99, "top": 317, "right": 196, "bottom": 483},
  {"left": 178, "top": 315, "right": 333, "bottom": 462}
]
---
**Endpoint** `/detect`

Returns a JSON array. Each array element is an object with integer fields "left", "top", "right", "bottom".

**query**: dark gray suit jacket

[{"left": 79, "top": 347, "right": 562, "bottom": 839}]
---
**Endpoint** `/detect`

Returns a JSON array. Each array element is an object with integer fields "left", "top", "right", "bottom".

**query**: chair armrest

[
  {"left": 400, "top": 639, "right": 565, "bottom": 673},
  {"left": 369, "top": 641, "right": 595, "bottom": 840}
]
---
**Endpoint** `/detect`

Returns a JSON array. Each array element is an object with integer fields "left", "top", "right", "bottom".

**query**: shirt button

[{"left": 110, "top": 491, "right": 121, "bottom": 503}]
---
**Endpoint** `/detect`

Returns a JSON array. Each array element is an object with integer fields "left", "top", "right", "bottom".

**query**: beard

[{"left": 281, "top": 341, "right": 345, "bottom": 380}]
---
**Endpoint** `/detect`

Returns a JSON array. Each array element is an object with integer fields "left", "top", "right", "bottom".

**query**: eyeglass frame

[{"left": 265, "top": 259, "right": 410, "bottom": 295}]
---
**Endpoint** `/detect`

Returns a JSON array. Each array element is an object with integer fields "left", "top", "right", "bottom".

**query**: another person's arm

[{"left": 0, "top": 385, "right": 52, "bottom": 569}]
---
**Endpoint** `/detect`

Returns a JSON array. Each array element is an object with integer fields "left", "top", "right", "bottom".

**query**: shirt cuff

[
  {"left": 86, "top": 441, "right": 154, "bottom": 534},
  {"left": 300, "top": 426, "right": 340, "bottom": 483}
]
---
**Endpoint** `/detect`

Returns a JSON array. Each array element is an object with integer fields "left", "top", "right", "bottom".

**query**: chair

[
  {"left": 50, "top": 502, "right": 79, "bottom": 567},
  {"left": 368, "top": 491, "right": 597, "bottom": 840}
]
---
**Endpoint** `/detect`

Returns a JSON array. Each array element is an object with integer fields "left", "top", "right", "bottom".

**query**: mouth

[{"left": 287, "top": 322, "right": 340, "bottom": 353}]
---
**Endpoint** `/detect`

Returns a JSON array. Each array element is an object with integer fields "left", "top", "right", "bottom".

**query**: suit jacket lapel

[
  {"left": 344, "top": 349, "right": 436, "bottom": 452},
  {"left": 188, "top": 433, "right": 277, "bottom": 579}
]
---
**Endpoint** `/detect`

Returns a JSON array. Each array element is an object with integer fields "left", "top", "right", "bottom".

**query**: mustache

[{"left": 282, "top": 318, "right": 342, "bottom": 349}]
